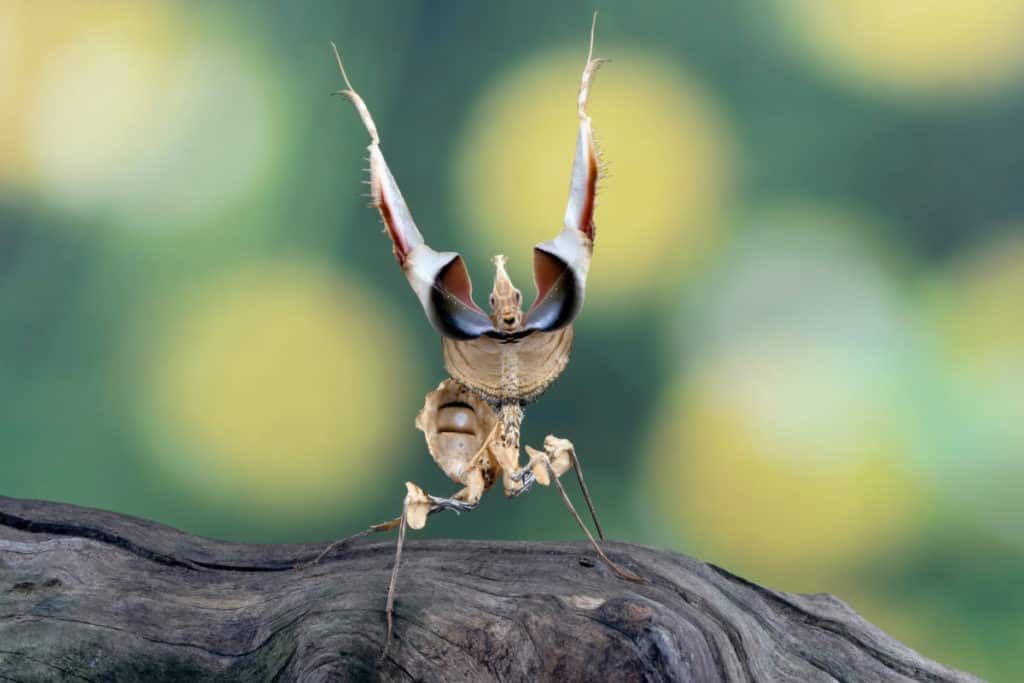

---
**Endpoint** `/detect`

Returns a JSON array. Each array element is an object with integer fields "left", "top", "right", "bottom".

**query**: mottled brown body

[
  {"left": 323, "top": 17, "right": 637, "bottom": 659},
  {"left": 442, "top": 326, "right": 575, "bottom": 403},
  {"left": 412, "top": 380, "right": 499, "bottom": 506}
]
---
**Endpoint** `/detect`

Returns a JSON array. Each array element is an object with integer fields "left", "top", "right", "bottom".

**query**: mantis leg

[
  {"left": 330, "top": 43, "right": 494, "bottom": 340},
  {"left": 295, "top": 517, "right": 401, "bottom": 571},
  {"left": 525, "top": 439, "right": 642, "bottom": 583},
  {"left": 298, "top": 485, "right": 478, "bottom": 569},
  {"left": 381, "top": 482, "right": 481, "bottom": 661},
  {"left": 524, "top": 12, "right": 605, "bottom": 334},
  {"left": 298, "top": 480, "right": 483, "bottom": 659},
  {"left": 563, "top": 11, "right": 607, "bottom": 242},
  {"left": 381, "top": 508, "right": 407, "bottom": 663},
  {"left": 553, "top": 437, "right": 605, "bottom": 540}
]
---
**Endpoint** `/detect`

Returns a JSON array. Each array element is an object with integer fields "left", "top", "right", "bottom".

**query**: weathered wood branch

[{"left": 0, "top": 496, "right": 978, "bottom": 682}]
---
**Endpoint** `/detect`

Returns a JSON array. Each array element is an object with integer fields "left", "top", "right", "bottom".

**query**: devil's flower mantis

[{"left": 313, "top": 15, "right": 641, "bottom": 657}]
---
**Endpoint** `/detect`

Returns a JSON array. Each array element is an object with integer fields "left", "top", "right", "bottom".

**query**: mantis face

[{"left": 488, "top": 255, "right": 523, "bottom": 333}]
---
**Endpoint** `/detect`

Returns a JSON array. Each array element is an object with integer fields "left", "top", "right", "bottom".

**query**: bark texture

[{"left": 0, "top": 496, "right": 979, "bottom": 682}]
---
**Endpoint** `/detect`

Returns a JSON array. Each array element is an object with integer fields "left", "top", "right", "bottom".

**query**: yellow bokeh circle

[
  {"left": 775, "top": 0, "right": 1024, "bottom": 96},
  {"left": 149, "top": 262, "right": 417, "bottom": 515},
  {"left": 927, "top": 232, "right": 1024, "bottom": 537},
  {"left": 649, "top": 338, "right": 921, "bottom": 590},
  {"left": 938, "top": 232, "right": 1024, "bottom": 400},
  {"left": 0, "top": 2, "right": 183, "bottom": 184},
  {"left": 647, "top": 206, "right": 923, "bottom": 588},
  {"left": 453, "top": 49, "right": 732, "bottom": 303},
  {"left": 1, "top": 1, "right": 283, "bottom": 228}
]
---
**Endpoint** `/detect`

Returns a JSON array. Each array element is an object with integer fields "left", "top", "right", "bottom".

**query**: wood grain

[{"left": 0, "top": 496, "right": 980, "bottom": 682}]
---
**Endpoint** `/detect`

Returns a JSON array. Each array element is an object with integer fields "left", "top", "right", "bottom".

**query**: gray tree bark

[{"left": 0, "top": 496, "right": 980, "bottom": 682}]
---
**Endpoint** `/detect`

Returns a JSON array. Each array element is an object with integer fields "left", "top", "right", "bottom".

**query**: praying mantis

[{"left": 315, "top": 14, "right": 641, "bottom": 657}]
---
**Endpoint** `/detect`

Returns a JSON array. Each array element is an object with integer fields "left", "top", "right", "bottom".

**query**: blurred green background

[{"left": 2, "top": 2, "right": 1023, "bottom": 679}]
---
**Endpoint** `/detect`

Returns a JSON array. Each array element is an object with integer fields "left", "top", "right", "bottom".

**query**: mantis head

[{"left": 488, "top": 255, "right": 523, "bottom": 333}]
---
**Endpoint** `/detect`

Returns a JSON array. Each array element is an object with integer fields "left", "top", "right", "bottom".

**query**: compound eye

[
  {"left": 514, "top": 290, "right": 522, "bottom": 305},
  {"left": 436, "top": 402, "right": 477, "bottom": 435},
  {"left": 489, "top": 294, "right": 496, "bottom": 308}
]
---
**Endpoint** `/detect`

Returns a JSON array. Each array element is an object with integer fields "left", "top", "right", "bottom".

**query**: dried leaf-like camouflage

[{"left": 321, "top": 14, "right": 641, "bottom": 658}]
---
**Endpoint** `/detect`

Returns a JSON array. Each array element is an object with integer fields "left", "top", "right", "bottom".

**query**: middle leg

[
  {"left": 381, "top": 480, "right": 483, "bottom": 660},
  {"left": 524, "top": 436, "right": 642, "bottom": 583}
]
